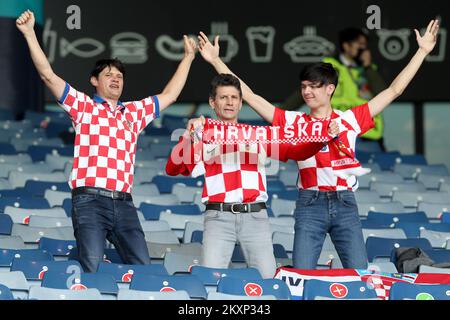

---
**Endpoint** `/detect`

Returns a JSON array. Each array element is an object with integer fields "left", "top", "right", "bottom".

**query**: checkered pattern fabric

[
  {"left": 166, "top": 119, "right": 333, "bottom": 204},
  {"left": 272, "top": 104, "right": 374, "bottom": 191},
  {"left": 58, "top": 83, "right": 159, "bottom": 193}
]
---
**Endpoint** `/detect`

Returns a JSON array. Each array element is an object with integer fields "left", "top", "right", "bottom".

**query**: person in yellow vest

[{"left": 282, "top": 28, "right": 387, "bottom": 150}]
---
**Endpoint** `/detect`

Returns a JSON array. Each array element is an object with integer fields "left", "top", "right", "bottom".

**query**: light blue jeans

[
  {"left": 201, "top": 209, "right": 276, "bottom": 279},
  {"left": 293, "top": 190, "right": 368, "bottom": 269}
]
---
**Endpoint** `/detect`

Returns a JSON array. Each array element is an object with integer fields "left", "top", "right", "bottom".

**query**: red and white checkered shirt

[
  {"left": 272, "top": 103, "right": 374, "bottom": 191},
  {"left": 58, "top": 83, "right": 159, "bottom": 193}
]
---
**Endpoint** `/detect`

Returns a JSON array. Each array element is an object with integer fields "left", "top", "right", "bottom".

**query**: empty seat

[
  {"left": 10, "top": 259, "right": 82, "bottom": 280},
  {"left": 148, "top": 242, "right": 202, "bottom": 260},
  {"left": 365, "top": 237, "right": 432, "bottom": 262},
  {"left": 389, "top": 282, "right": 450, "bottom": 300},
  {"left": 28, "top": 216, "right": 72, "bottom": 228},
  {"left": 43, "top": 189, "right": 71, "bottom": 207},
  {"left": 38, "top": 237, "right": 76, "bottom": 256},
  {"left": 0, "top": 215, "right": 13, "bottom": 235},
  {"left": 183, "top": 222, "right": 204, "bottom": 244},
  {"left": 418, "top": 265, "right": 450, "bottom": 274},
  {"left": 117, "top": 288, "right": 190, "bottom": 300},
  {"left": 393, "top": 191, "right": 450, "bottom": 208},
  {"left": 366, "top": 211, "right": 429, "bottom": 226},
  {"left": 28, "top": 286, "right": 102, "bottom": 300},
  {"left": 303, "top": 279, "right": 378, "bottom": 300},
  {"left": 270, "top": 198, "right": 296, "bottom": 217},
  {"left": 5, "top": 207, "right": 68, "bottom": 225},
  {"left": 97, "top": 262, "right": 168, "bottom": 283},
  {"left": 163, "top": 251, "right": 201, "bottom": 275},
  {"left": 0, "top": 271, "right": 30, "bottom": 299},
  {"left": 217, "top": 277, "right": 291, "bottom": 300},
  {"left": 0, "top": 235, "right": 26, "bottom": 250},
  {"left": 370, "top": 182, "right": 426, "bottom": 197},
  {"left": 8, "top": 171, "right": 67, "bottom": 188},
  {"left": 133, "top": 194, "right": 180, "bottom": 207},
  {"left": 363, "top": 228, "right": 406, "bottom": 242},
  {"left": 417, "top": 202, "right": 450, "bottom": 219},
  {"left": 129, "top": 274, "right": 207, "bottom": 299},
  {"left": 131, "top": 183, "right": 160, "bottom": 197},
  {"left": 140, "top": 203, "right": 201, "bottom": 221},
  {"left": 420, "top": 229, "right": 450, "bottom": 248},
  {"left": 0, "top": 284, "right": 14, "bottom": 300},
  {"left": 11, "top": 225, "right": 75, "bottom": 243},
  {"left": 172, "top": 184, "right": 202, "bottom": 203},
  {"left": 144, "top": 230, "right": 179, "bottom": 244},
  {"left": 159, "top": 211, "right": 203, "bottom": 232},
  {"left": 357, "top": 201, "right": 405, "bottom": 217},
  {"left": 139, "top": 220, "right": 171, "bottom": 232}
]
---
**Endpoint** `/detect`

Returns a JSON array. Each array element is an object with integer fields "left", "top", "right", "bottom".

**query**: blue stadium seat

[
  {"left": 10, "top": 259, "right": 82, "bottom": 280},
  {"left": 97, "top": 262, "right": 168, "bottom": 282},
  {"left": 151, "top": 176, "right": 203, "bottom": 193},
  {"left": 0, "top": 188, "right": 29, "bottom": 198},
  {"left": 161, "top": 114, "right": 188, "bottom": 132},
  {"left": 424, "top": 249, "right": 450, "bottom": 264},
  {"left": 303, "top": 279, "right": 379, "bottom": 300},
  {"left": 217, "top": 277, "right": 291, "bottom": 299},
  {"left": 139, "top": 203, "right": 201, "bottom": 220},
  {"left": 38, "top": 237, "right": 77, "bottom": 256},
  {"left": 0, "top": 249, "right": 53, "bottom": 267},
  {"left": 0, "top": 284, "right": 14, "bottom": 300},
  {"left": 130, "top": 274, "right": 207, "bottom": 299},
  {"left": 273, "top": 243, "right": 289, "bottom": 259},
  {"left": 366, "top": 211, "right": 429, "bottom": 225},
  {"left": 389, "top": 282, "right": 450, "bottom": 300},
  {"left": 395, "top": 222, "right": 450, "bottom": 238},
  {"left": 0, "top": 214, "right": 13, "bottom": 235},
  {"left": 45, "top": 121, "right": 74, "bottom": 139},
  {"left": 191, "top": 230, "right": 203, "bottom": 243},
  {"left": 62, "top": 198, "right": 72, "bottom": 216},
  {"left": 366, "top": 237, "right": 433, "bottom": 262},
  {"left": 191, "top": 266, "right": 262, "bottom": 286},
  {"left": 27, "top": 145, "right": 73, "bottom": 162},
  {"left": 0, "top": 143, "right": 16, "bottom": 155},
  {"left": 267, "top": 180, "right": 286, "bottom": 193},
  {"left": 0, "top": 197, "right": 50, "bottom": 212},
  {"left": 442, "top": 212, "right": 450, "bottom": 223},
  {"left": 24, "top": 180, "right": 70, "bottom": 197},
  {"left": 41, "top": 271, "right": 118, "bottom": 295}
]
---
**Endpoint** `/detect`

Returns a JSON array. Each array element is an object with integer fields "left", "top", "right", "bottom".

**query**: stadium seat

[
  {"left": 69, "top": 248, "right": 123, "bottom": 264},
  {"left": 272, "top": 231, "right": 294, "bottom": 253},
  {"left": 0, "top": 197, "right": 50, "bottom": 212},
  {"left": 417, "top": 174, "right": 449, "bottom": 190},
  {"left": 353, "top": 190, "right": 382, "bottom": 202},
  {"left": 417, "top": 202, "right": 450, "bottom": 219},
  {"left": 0, "top": 214, "right": 13, "bottom": 235},
  {"left": 130, "top": 274, "right": 207, "bottom": 299},
  {"left": 27, "top": 145, "right": 73, "bottom": 162},
  {"left": 5, "top": 207, "right": 68, "bottom": 224},
  {"left": 139, "top": 203, "right": 201, "bottom": 221},
  {"left": 358, "top": 173, "right": 404, "bottom": 189},
  {"left": 41, "top": 271, "right": 118, "bottom": 298},
  {"left": 0, "top": 284, "right": 14, "bottom": 300},
  {"left": 139, "top": 220, "right": 171, "bottom": 232},
  {"left": 163, "top": 251, "right": 201, "bottom": 275},
  {"left": 152, "top": 176, "right": 203, "bottom": 193},
  {"left": 365, "top": 237, "right": 433, "bottom": 262},
  {"left": 0, "top": 235, "right": 26, "bottom": 250},
  {"left": 182, "top": 222, "right": 204, "bottom": 244},
  {"left": 38, "top": 237, "right": 76, "bottom": 257},
  {"left": 366, "top": 211, "right": 429, "bottom": 226},
  {"left": 0, "top": 271, "right": 30, "bottom": 299},
  {"left": 144, "top": 230, "right": 179, "bottom": 244},
  {"left": 0, "top": 249, "right": 53, "bottom": 268},
  {"left": 97, "top": 262, "right": 168, "bottom": 283},
  {"left": 392, "top": 191, "right": 450, "bottom": 208},
  {"left": 303, "top": 279, "right": 378, "bottom": 300},
  {"left": 207, "top": 291, "right": 276, "bottom": 300},
  {"left": 191, "top": 266, "right": 262, "bottom": 290},
  {"left": 133, "top": 194, "right": 180, "bottom": 207},
  {"left": 11, "top": 225, "right": 75, "bottom": 244},
  {"left": 270, "top": 198, "right": 295, "bottom": 217},
  {"left": 148, "top": 242, "right": 202, "bottom": 261},
  {"left": 131, "top": 183, "right": 160, "bottom": 197},
  {"left": 172, "top": 184, "right": 202, "bottom": 203},
  {"left": 389, "top": 282, "right": 450, "bottom": 300},
  {"left": 418, "top": 265, "right": 450, "bottom": 274},
  {"left": 28, "top": 216, "right": 72, "bottom": 228},
  {"left": 28, "top": 286, "right": 102, "bottom": 300},
  {"left": 357, "top": 201, "right": 405, "bottom": 217},
  {"left": 42, "top": 189, "right": 71, "bottom": 206},
  {"left": 362, "top": 228, "right": 407, "bottom": 242},
  {"left": 117, "top": 288, "right": 190, "bottom": 300},
  {"left": 370, "top": 181, "right": 427, "bottom": 198},
  {"left": 8, "top": 171, "right": 67, "bottom": 188},
  {"left": 10, "top": 259, "right": 82, "bottom": 281},
  {"left": 217, "top": 277, "right": 291, "bottom": 300},
  {"left": 420, "top": 229, "right": 450, "bottom": 248},
  {"left": 423, "top": 249, "right": 450, "bottom": 264},
  {"left": 395, "top": 222, "right": 450, "bottom": 238}
]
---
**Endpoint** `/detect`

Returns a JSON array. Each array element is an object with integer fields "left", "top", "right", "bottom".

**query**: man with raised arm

[
  {"left": 16, "top": 10, "right": 197, "bottom": 272},
  {"left": 197, "top": 20, "right": 439, "bottom": 269}
]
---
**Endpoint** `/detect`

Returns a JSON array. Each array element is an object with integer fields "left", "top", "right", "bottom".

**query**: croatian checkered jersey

[
  {"left": 272, "top": 104, "right": 374, "bottom": 191},
  {"left": 57, "top": 83, "right": 159, "bottom": 193}
]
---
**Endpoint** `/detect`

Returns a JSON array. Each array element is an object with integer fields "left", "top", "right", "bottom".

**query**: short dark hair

[
  {"left": 299, "top": 62, "right": 338, "bottom": 87},
  {"left": 209, "top": 73, "right": 242, "bottom": 100},
  {"left": 338, "top": 27, "right": 369, "bottom": 52},
  {"left": 90, "top": 58, "right": 126, "bottom": 79}
]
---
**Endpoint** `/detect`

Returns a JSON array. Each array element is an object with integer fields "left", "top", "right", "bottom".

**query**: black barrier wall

[{"left": 41, "top": 0, "right": 449, "bottom": 103}]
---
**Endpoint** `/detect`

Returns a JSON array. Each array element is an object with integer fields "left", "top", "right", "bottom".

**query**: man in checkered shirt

[
  {"left": 166, "top": 73, "right": 339, "bottom": 278},
  {"left": 17, "top": 10, "right": 197, "bottom": 272},
  {"left": 197, "top": 19, "right": 439, "bottom": 270}
]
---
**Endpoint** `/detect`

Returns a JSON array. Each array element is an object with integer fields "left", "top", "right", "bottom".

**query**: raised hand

[
  {"left": 16, "top": 10, "right": 35, "bottom": 35},
  {"left": 198, "top": 31, "right": 220, "bottom": 64},
  {"left": 415, "top": 19, "right": 440, "bottom": 54},
  {"left": 183, "top": 35, "right": 197, "bottom": 60}
]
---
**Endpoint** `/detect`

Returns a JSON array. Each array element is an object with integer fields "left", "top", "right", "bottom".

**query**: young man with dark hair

[
  {"left": 17, "top": 10, "right": 197, "bottom": 272},
  {"left": 197, "top": 20, "right": 439, "bottom": 269},
  {"left": 166, "top": 73, "right": 339, "bottom": 278},
  {"left": 282, "top": 27, "right": 387, "bottom": 150}
]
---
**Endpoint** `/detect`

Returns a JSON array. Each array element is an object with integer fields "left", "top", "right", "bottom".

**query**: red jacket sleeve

[{"left": 165, "top": 136, "right": 197, "bottom": 176}]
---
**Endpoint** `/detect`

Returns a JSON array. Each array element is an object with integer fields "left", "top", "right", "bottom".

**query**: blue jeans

[
  {"left": 293, "top": 190, "right": 368, "bottom": 269},
  {"left": 202, "top": 209, "right": 277, "bottom": 279},
  {"left": 71, "top": 191, "right": 150, "bottom": 272}
]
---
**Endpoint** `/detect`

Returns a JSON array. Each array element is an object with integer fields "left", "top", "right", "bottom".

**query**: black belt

[
  {"left": 72, "top": 187, "right": 132, "bottom": 201},
  {"left": 205, "top": 202, "right": 266, "bottom": 213}
]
